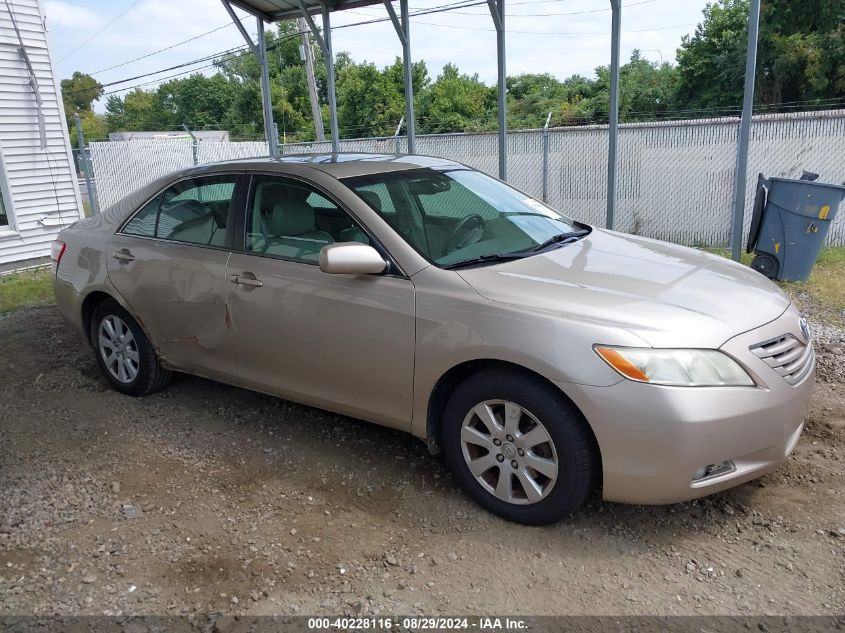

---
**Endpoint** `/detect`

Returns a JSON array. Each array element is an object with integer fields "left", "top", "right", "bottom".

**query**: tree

[
  {"left": 336, "top": 57, "right": 428, "bottom": 138},
  {"left": 60, "top": 71, "right": 103, "bottom": 129},
  {"left": 159, "top": 74, "right": 235, "bottom": 129},
  {"left": 675, "top": 0, "right": 845, "bottom": 112},
  {"left": 79, "top": 110, "right": 108, "bottom": 140},
  {"left": 755, "top": 0, "right": 845, "bottom": 103},
  {"left": 417, "top": 64, "right": 495, "bottom": 133},
  {"left": 105, "top": 88, "right": 172, "bottom": 131},
  {"left": 590, "top": 51, "right": 679, "bottom": 122},
  {"left": 674, "top": 0, "right": 749, "bottom": 111}
]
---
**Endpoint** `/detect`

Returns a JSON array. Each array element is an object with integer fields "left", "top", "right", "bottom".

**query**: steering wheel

[{"left": 443, "top": 214, "right": 484, "bottom": 254}]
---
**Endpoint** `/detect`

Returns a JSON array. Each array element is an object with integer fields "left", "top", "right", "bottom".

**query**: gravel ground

[{"left": 0, "top": 304, "right": 843, "bottom": 616}]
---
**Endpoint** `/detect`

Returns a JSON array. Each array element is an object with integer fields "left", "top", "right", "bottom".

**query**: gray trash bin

[{"left": 747, "top": 174, "right": 845, "bottom": 282}]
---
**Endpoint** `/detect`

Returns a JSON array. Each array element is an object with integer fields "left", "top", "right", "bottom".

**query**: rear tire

[
  {"left": 442, "top": 368, "right": 597, "bottom": 525},
  {"left": 90, "top": 299, "right": 171, "bottom": 396}
]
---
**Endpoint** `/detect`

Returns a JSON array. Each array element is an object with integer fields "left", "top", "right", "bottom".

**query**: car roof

[{"left": 189, "top": 152, "right": 464, "bottom": 180}]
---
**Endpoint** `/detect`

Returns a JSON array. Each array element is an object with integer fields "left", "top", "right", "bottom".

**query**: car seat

[{"left": 263, "top": 190, "right": 334, "bottom": 259}]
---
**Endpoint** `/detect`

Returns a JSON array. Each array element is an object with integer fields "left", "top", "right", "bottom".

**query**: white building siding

[{"left": 0, "top": 0, "right": 83, "bottom": 268}]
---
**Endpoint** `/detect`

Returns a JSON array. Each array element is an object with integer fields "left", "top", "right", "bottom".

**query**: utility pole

[{"left": 299, "top": 17, "right": 324, "bottom": 142}]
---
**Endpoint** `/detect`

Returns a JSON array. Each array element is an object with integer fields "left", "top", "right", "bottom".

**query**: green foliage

[
  {"left": 676, "top": 0, "right": 845, "bottom": 112},
  {"left": 79, "top": 110, "right": 108, "bottom": 140},
  {"left": 418, "top": 64, "right": 494, "bottom": 133},
  {"left": 0, "top": 268, "right": 53, "bottom": 314},
  {"left": 60, "top": 71, "right": 103, "bottom": 131},
  {"left": 71, "top": 1, "right": 845, "bottom": 142}
]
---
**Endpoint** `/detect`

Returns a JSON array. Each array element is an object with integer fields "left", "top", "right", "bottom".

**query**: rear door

[
  {"left": 225, "top": 173, "right": 416, "bottom": 429},
  {"left": 107, "top": 173, "right": 243, "bottom": 381}
]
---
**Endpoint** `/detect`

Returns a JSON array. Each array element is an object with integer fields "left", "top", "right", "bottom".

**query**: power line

[
  {"left": 57, "top": 0, "right": 143, "bottom": 63},
  {"left": 89, "top": 20, "right": 244, "bottom": 76}
]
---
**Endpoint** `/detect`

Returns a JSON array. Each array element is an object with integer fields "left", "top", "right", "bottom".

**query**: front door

[
  {"left": 107, "top": 174, "right": 241, "bottom": 381},
  {"left": 226, "top": 174, "right": 415, "bottom": 429}
]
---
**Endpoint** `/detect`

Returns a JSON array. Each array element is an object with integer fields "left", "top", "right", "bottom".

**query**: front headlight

[{"left": 594, "top": 346, "right": 755, "bottom": 387}]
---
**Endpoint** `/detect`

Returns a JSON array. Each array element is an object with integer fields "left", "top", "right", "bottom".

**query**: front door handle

[
  {"left": 112, "top": 249, "right": 134, "bottom": 262},
  {"left": 229, "top": 272, "right": 263, "bottom": 287}
]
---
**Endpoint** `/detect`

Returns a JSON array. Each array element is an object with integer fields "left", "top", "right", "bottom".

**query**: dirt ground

[{"left": 0, "top": 304, "right": 843, "bottom": 617}]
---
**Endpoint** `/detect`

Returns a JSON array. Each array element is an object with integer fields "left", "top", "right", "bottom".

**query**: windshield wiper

[
  {"left": 529, "top": 229, "right": 590, "bottom": 253},
  {"left": 441, "top": 252, "right": 529, "bottom": 270}
]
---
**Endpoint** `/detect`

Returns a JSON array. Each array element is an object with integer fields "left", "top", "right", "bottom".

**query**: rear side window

[
  {"left": 122, "top": 199, "right": 159, "bottom": 237},
  {"left": 121, "top": 175, "right": 237, "bottom": 247}
]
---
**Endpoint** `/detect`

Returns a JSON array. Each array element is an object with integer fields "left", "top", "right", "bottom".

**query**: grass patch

[
  {"left": 0, "top": 267, "right": 54, "bottom": 314},
  {"left": 780, "top": 246, "right": 845, "bottom": 322}
]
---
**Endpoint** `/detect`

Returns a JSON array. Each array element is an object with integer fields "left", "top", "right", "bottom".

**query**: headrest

[
  {"left": 358, "top": 190, "right": 382, "bottom": 212},
  {"left": 161, "top": 198, "right": 205, "bottom": 221},
  {"left": 268, "top": 201, "right": 315, "bottom": 236}
]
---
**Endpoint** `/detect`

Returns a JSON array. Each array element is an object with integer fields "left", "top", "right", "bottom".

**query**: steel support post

[
  {"left": 487, "top": 0, "right": 506, "bottom": 180},
  {"left": 220, "top": 2, "right": 278, "bottom": 156},
  {"left": 322, "top": 6, "right": 340, "bottom": 152},
  {"left": 606, "top": 0, "right": 621, "bottom": 230},
  {"left": 730, "top": 0, "right": 762, "bottom": 261}
]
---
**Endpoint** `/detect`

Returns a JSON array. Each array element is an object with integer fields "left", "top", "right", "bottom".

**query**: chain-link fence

[{"left": 87, "top": 109, "right": 845, "bottom": 246}]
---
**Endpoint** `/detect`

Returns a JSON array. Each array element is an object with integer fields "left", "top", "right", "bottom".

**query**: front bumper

[{"left": 560, "top": 306, "right": 815, "bottom": 505}]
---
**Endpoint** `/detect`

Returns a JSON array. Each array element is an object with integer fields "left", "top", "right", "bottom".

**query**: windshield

[{"left": 342, "top": 167, "right": 583, "bottom": 266}]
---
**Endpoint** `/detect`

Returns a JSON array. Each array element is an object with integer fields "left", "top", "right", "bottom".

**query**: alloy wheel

[
  {"left": 98, "top": 315, "right": 139, "bottom": 384},
  {"left": 460, "top": 399, "right": 558, "bottom": 505}
]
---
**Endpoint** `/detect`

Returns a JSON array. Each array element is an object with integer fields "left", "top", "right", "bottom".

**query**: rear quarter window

[{"left": 122, "top": 199, "right": 159, "bottom": 237}]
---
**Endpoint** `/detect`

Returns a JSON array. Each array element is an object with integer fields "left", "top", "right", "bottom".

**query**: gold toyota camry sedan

[{"left": 52, "top": 154, "right": 814, "bottom": 525}]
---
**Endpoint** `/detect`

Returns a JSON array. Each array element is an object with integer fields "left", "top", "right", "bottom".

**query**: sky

[{"left": 44, "top": 0, "right": 711, "bottom": 111}]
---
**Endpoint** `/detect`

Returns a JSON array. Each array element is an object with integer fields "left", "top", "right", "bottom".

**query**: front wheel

[
  {"left": 442, "top": 369, "right": 598, "bottom": 525},
  {"left": 90, "top": 299, "right": 172, "bottom": 396}
]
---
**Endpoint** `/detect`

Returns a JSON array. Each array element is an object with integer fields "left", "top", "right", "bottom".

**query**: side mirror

[{"left": 319, "top": 242, "right": 387, "bottom": 275}]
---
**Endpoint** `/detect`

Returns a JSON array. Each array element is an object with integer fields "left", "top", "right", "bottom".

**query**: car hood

[{"left": 457, "top": 228, "right": 791, "bottom": 348}]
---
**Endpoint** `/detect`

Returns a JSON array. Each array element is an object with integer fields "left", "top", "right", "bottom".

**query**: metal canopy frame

[
  {"left": 220, "top": 0, "right": 760, "bottom": 247},
  {"left": 220, "top": 0, "right": 512, "bottom": 165}
]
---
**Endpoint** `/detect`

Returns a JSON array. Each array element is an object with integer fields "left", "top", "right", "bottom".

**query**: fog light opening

[{"left": 692, "top": 460, "right": 736, "bottom": 482}]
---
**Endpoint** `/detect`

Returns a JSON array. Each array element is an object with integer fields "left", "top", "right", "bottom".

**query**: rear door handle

[
  {"left": 229, "top": 273, "right": 263, "bottom": 287},
  {"left": 112, "top": 249, "right": 134, "bottom": 262}
]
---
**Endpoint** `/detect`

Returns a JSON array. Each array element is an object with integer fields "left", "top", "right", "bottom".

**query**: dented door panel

[{"left": 106, "top": 236, "right": 236, "bottom": 381}]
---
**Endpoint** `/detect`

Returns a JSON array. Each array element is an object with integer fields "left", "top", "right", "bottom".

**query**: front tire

[
  {"left": 442, "top": 369, "right": 597, "bottom": 525},
  {"left": 90, "top": 299, "right": 171, "bottom": 396}
]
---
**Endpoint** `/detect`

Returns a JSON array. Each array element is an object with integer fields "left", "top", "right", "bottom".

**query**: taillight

[{"left": 50, "top": 240, "right": 66, "bottom": 273}]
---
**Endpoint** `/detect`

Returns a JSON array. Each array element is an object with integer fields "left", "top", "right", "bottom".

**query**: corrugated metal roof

[{"left": 226, "top": 0, "right": 386, "bottom": 21}]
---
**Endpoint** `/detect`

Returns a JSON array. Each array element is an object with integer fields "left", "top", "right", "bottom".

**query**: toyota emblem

[{"left": 799, "top": 316, "right": 811, "bottom": 342}]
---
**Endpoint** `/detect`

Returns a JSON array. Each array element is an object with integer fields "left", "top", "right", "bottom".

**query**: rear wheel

[
  {"left": 90, "top": 299, "right": 171, "bottom": 396},
  {"left": 442, "top": 369, "right": 597, "bottom": 525}
]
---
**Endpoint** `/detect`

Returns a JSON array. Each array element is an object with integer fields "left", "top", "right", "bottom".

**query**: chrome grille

[{"left": 750, "top": 334, "right": 814, "bottom": 385}]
